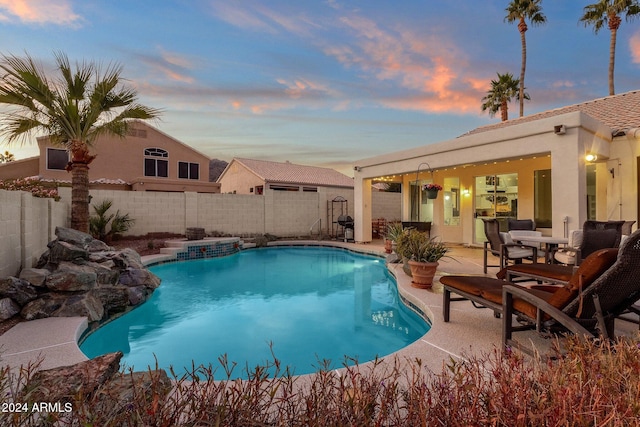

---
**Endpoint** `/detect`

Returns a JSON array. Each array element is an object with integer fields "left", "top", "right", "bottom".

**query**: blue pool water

[{"left": 80, "top": 246, "right": 429, "bottom": 379}]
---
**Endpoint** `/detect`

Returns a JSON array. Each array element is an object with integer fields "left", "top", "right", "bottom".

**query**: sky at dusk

[{"left": 2, "top": 0, "right": 640, "bottom": 176}]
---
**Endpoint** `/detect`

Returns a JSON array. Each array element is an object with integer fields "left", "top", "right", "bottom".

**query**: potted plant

[
  {"left": 383, "top": 221, "right": 404, "bottom": 254},
  {"left": 396, "top": 228, "right": 449, "bottom": 289},
  {"left": 423, "top": 183, "right": 443, "bottom": 199}
]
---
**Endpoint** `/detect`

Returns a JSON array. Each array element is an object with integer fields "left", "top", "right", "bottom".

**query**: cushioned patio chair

[
  {"left": 503, "top": 229, "right": 640, "bottom": 350},
  {"left": 553, "top": 220, "right": 624, "bottom": 266},
  {"left": 441, "top": 248, "right": 618, "bottom": 323},
  {"left": 482, "top": 218, "right": 538, "bottom": 274}
]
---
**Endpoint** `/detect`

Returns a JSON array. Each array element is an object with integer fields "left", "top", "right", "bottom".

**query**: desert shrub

[{"left": 1, "top": 335, "right": 639, "bottom": 426}]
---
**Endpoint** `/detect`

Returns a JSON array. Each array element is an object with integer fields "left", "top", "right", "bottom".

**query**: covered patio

[{"left": 353, "top": 91, "right": 640, "bottom": 246}]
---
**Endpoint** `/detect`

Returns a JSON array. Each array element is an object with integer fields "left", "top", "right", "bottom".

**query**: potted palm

[{"left": 396, "top": 229, "right": 449, "bottom": 289}]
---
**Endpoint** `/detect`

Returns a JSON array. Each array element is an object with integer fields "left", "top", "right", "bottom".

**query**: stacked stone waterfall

[{"left": 0, "top": 227, "right": 161, "bottom": 322}]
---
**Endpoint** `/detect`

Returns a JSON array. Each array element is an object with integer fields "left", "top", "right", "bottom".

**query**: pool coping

[{"left": 0, "top": 240, "right": 551, "bottom": 376}]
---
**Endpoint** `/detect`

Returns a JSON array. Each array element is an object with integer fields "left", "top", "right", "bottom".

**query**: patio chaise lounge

[
  {"left": 440, "top": 229, "right": 640, "bottom": 352},
  {"left": 441, "top": 248, "right": 619, "bottom": 322},
  {"left": 503, "top": 228, "right": 640, "bottom": 350}
]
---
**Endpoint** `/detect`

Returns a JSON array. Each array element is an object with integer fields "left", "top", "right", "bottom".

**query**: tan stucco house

[
  {"left": 217, "top": 158, "right": 354, "bottom": 194},
  {"left": 0, "top": 121, "right": 220, "bottom": 193},
  {"left": 353, "top": 90, "right": 640, "bottom": 245}
]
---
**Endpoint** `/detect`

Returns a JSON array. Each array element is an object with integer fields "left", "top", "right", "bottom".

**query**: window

[
  {"left": 255, "top": 186, "right": 263, "bottom": 195},
  {"left": 534, "top": 169, "right": 553, "bottom": 227},
  {"left": 269, "top": 185, "right": 299, "bottom": 191},
  {"left": 144, "top": 148, "right": 168, "bottom": 177},
  {"left": 46, "top": 148, "right": 69, "bottom": 170},
  {"left": 443, "top": 177, "right": 460, "bottom": 226},
  {"left": 302, "top": 187, "right": 318, "bottom": 192},
  {"left": 178, "top": 162, "right": 199, "bottom": 180}
]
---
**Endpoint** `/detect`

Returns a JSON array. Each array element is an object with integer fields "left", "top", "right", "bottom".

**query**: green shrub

[{"left": 89, "top": 199, "right": 135, "bottom": 242}]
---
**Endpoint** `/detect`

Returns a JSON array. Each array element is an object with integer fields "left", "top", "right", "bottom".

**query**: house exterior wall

[
  {"left": 33, "top": 122, "right": 219, "bottom": 193},
  {"left": 217, "top": 161, "right": 265, "bottom": 194},
  {"left": 0, "top": 157, "right": 39, "bottom": 180},
  {"left": 353, "top": 111, "right": 625, "bottom": 245}
]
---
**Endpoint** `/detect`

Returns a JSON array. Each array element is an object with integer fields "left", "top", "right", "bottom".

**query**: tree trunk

[
  {"left": 69, "top": 140, "right": 95, "bottom": 233},
  {"left": 609, "top": 26, "right": 617, "bottom": 96},
  {"left": 519, "top": 18, "right": 527, "bottom": 117},
  {"left": 71, "top": 162, "right": 90, "bottom": 233},
  {"left": 500, "top": 100, "right": 508, "bottom": 122}
]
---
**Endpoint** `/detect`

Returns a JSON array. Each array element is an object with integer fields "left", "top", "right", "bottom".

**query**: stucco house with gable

[
  {"left": 352, "top": 90, "right": 640, "bottom": 245},
  {"left": 0, "top": 121, "right": 220, "bottom": 193},
  {"left": 217, "top": 158, "right": 354, "bottom": 195}
]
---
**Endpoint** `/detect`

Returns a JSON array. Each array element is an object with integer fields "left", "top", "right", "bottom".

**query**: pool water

[{"left": 80, "top": 247, "right": 429, "bottom": 379}]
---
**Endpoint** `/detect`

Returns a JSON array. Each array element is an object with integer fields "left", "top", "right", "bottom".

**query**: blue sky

[{"left": 2, "top": 0, "right": 640, "bottom": 176}]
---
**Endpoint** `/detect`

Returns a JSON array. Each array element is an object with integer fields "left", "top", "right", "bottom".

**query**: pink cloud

[
  {"left": 0, "top": 0, "right": 81, "bottom": 26},
  {"left": 630, "top": 31, "right": 640, "bottom": 64},
  {"left": 325, "top": 16, "right": 487, "bottom": 114}
]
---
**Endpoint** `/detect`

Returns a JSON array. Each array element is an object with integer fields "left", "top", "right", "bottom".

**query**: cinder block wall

[
  {"left": 0, "top": 189, "right": 67, "bottom": 278},
  {"left": 0, "top": 188, "right": 401, "bottom": 277}
]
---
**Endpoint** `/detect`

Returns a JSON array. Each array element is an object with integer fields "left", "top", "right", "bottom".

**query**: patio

[{"left": 0, "top": 240, "right": 636, "bottom": 375}]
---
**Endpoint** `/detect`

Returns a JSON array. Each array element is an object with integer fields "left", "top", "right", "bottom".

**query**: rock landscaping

[{"left": 0, "top": 227, "right": 161, "bottom": 324}]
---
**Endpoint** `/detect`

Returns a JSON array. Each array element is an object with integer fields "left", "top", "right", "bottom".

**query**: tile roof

[
  {"left": 234, "top": 158, "right": 354, "bottom": 188},
  {"left": 462, "top": 89, "right": 640, "bottom": 137}
]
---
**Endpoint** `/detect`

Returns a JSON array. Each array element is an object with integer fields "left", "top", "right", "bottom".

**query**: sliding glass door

[{"left": 474, "top": 173, "right": 519, "bottom": 243}]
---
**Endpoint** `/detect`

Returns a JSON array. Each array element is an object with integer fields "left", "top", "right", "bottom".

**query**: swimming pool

[{"left": 80, "top": 246, "right": 430, "bottom": 379}]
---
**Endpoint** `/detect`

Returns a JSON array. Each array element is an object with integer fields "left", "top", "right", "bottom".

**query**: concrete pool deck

[{"left": 0, "top": 240, "right": 636, "bottom": 375}]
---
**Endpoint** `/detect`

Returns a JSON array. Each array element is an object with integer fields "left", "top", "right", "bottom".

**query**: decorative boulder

[
  {"left": 18, "top": 268, "right": 50, "bottom": 287},
  {"left": 0, "top": 277, "right": 39, "bottom": 306},
  {"left": 0, "top": 297, "right": 20, "bottom": 321},
  {"left": 3, "top": 227, "right": 161, "bottom": 324}
]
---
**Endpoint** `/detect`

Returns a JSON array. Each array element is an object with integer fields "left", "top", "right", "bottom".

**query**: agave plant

[{"left": 396, "top": 228, "right": 450, "bottom": 263}]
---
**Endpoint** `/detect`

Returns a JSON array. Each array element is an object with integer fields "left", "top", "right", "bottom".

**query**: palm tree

[
  {"left": 0, "top": 150, "right": 14, "bottom": 163},
  {"left": 580, "top": 0, "right": 640, "bottom": 95},
  {"left": 505, "top": 0, "right": 546, "bottom": 118},
  {"left": 0, "top": 52, "right": 160, "bottom": 233},
  {"left": 481, "top": 72, "right": 528, "bottom": 122}
]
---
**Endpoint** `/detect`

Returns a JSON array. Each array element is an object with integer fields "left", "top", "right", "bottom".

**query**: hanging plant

[{"left": 422, "top": 183, "right": 442, "bottom": 199}]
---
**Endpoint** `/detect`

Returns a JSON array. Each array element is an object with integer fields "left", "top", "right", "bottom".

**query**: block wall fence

[{"left": 0, "top": 188, "right": 400, "bottom": 278}]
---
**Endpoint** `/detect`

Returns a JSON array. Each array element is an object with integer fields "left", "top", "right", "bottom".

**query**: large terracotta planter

[{"left": 408, "top": 260, "right": 439, "bottom": 289}]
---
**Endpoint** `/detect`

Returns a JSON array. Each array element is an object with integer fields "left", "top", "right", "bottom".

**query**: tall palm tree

[
  {"left": 0, "top": 52, "right": 160, "bottom": 233},
  {"left": 580, "top": 0, "right": 640, "bottom": 95},
  {"left": 481, "top": 72, "right": 528, "bottom": 122},
  {"left": 505, "top": 0, "right": 546, "bottom": 118}
]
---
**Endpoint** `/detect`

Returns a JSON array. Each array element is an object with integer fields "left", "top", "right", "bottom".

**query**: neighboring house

[
  {"left": 0, "top": 121, "right": 220, "bottom": 193},
  {"left": 353, "top": 90, "right": 640, "bottom": 245},
  {"left": 217, "top": 158, "right": 354, "bottom": 194}
]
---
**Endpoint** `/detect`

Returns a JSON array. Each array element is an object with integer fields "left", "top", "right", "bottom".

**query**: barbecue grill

[{"left": 337, "top": 215, "right": 354, "bottom": 241}]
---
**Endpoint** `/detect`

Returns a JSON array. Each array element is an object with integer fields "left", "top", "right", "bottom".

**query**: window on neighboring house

[
  {"left": 144, "top": 148, "right": 168, "bottom": 177},
  {"left": 255, "top": 186, "right": 263, "bottom": 195},
  {"left": 178, "top": 161, "right": 199, "bottom": 180},
  {"left": 269, "top": 185, "right": 299, "bottom": 191},
  {"left": 46, "top": 148, "right": 69, "bottom": 170},
  {"left": 302, "top": 187, "right": 318, "bottom": 192}
]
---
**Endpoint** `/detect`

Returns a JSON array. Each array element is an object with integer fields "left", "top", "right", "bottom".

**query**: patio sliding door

[{"left": 474, "top": 173, "right": 519, "bottom": 244}]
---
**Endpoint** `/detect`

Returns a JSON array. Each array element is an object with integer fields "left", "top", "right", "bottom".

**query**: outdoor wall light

[
  {"left": 585, "top": 153, "right": 598, "bottom": 162},
  {"left": 462, "top": 188, "right": 470, "bottom": 196}
]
